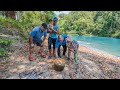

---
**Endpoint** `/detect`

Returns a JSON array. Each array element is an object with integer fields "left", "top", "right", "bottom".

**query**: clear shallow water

[{"left": 72, "top": 36, "right": 120, "bottom": 57}]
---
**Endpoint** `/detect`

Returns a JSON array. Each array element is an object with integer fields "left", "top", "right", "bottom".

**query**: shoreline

[
  {"left": 44, "top": 38, "right": 120, "bottom": 62},
  {"left": 78, "top": 44, "right": 120, "bottom": 63}
]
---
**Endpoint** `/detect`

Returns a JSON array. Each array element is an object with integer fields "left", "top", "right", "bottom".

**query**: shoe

[
  {"left": 48, "top": 56, "right": 52, "bottom": 59},
  {"left": 29, "top": 56, "right": 36, "bottom": 61},
  {"left": 58, "top": 56, "right": 61, "bottom": 58},
  {"left": 62, "top": 55, "right": 66, "bottom": 58}
]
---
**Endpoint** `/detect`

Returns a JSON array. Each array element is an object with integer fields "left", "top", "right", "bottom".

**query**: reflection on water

[{"left": 72, "top": 35, "right": 120, "bottom": 57}]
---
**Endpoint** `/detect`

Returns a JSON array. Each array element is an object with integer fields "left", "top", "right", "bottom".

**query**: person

[
  {"left": 47, "top": 19, "right": 53, "bottom": 38},
  {"left": 57, "top": 34, "right": 68, "bottom": 58},
  {"left": 66, "top": 36, "right": 79, "bottom": 62},
  {"left": 54, "top": 35, "right": 64, "bottom": 58},
  {"left": 48, "top": 17, "right": 60, "bottom": 59},
  {"left": 29, "top": 23, "right": 48, "bottom": 61}
]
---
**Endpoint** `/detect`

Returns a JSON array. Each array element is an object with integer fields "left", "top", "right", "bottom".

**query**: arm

[
  {"left": 47, "top": 29, "right": 52, "bottom": 33},
  {"left": 41, "top": 31, "right": 47, "bottom": 45},
  {"left": 51, "top": 25, "right": 60, "bottom": 34},
  {"left": 77, "top": 44, "right": 79, "bottom": 51},
  {"left": 42, "top": 36, "right": 46, "bottom": 43},
  {"left": 69, "top": 48, "right": 74, "bottom": 52},
  {"left": 51, "top": 28, "right": 59, "bottom": 34},
  {"left": 29, "top": 29, "right": 36, "bottom": 48}
]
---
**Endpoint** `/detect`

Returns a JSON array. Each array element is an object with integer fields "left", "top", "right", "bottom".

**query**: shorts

[
  {"left": 33, "top": 40, "right": 42, "bottom": 46},
  {"left": 48, "top": 37, "right": 57, "bottom": 49}
]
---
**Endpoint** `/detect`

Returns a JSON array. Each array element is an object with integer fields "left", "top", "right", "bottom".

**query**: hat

[
  {"left": 62, "top": 34, "right": 68, "bottom": 38},
  {"left": 41, "top": 23, "right": 48, "bottom": 29},
  {"left": 66, "top": 36, "right": 72, "bottom": 41},
  {"left": 53, "top": 17, "right": 58, "bottom": 21}
]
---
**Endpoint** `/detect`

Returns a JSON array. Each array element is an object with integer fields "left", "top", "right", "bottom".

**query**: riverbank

[
  {"left": 78, "top": 44, "right": 120, "bottom": 63},
  {"left": 0, "top": 39, "right": 120, "bottom": 79}
]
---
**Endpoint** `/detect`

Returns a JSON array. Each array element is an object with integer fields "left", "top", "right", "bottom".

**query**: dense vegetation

[
  {"left": 0, "top": 38, "right": 13, "bottom": 57},
  {"left": 58, "top": 11, "right": 120, "bottom": 38},
  {"left": 0, "top": 11, "right": 55, "bottom": 57}
]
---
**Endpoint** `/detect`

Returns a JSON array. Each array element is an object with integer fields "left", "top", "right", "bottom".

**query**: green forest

[
  {"left": 58, "top": 11, "right": 120, "bottom": 38},
  {"left": 0, "top": 11, "right": 120, "bottom": 57},
  {"left": 1, "top": 11, "right": 120, "bottom": 38}
]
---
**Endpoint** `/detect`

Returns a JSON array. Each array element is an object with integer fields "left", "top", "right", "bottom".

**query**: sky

[{"left": 54, "top": 11, "right": 71, "bottom": 16}]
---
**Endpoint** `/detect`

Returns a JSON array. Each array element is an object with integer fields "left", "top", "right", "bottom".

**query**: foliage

[
  {"left": 0, "top": 38, "right": 13, "bottom": 57},
  {"left": 0, "top": 11, "right": 55, "bottom": 40},
  {"left": 58, "top": 11, "right": 120, "bottom": 38}
]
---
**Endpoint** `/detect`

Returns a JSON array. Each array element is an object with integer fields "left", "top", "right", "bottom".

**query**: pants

[
  {"left": 33, "top": 40, "right": 42, "bottom": 46},
  {"left": 58, "top": 44, "right": 67, "bottom": 57},
  {"left": 48, "top": 37, "right": 57, "bottom": 49}
]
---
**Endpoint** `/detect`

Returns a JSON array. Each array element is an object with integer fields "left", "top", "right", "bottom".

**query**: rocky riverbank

[{"left": 0, "top": 39, "right": 120, "bottom": 79}]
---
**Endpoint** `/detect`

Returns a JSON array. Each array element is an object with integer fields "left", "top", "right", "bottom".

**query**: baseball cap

[
  {"left": 53, "top": 17, "right": 58, "bottom": 21},
  {"left": 41, "top": 23, "right": 48, "bottom": 29}
]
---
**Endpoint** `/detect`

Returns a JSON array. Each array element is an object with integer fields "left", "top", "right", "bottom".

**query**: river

[{"left": 72, "top": 35, "right": 120, "bottom": 57}]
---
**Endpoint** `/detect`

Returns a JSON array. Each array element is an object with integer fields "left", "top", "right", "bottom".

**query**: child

[
  {"left": 66, "top": 36, "right": 79, "bottom": 63},
  {"left": 48, "top": 19, "right": 53, "bottom": 37}
]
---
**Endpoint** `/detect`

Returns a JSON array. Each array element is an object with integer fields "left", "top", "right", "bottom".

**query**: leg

[
  {"left": 52, "top": 38, "right": 57, "bottom": 57},
  {"left": 48, "top": 37, "right": 52, "bottom": 57},
  {"left": 68, "top": 48, "right": 71, "bottom": 60},
  {"left": 54, "top": 48, "right": 58, "bottom": 58},
  {"left": 57, "top": 45, "right": 61, "bottom": 57},
  {"left": 62, "top": 44, "right": 67, "bottom": 56},
  {"left": 29, "top": 41, "right": 36, "bottom": 61},
  {"left": 38, "top": 42, "right": 46, "bottom": 58}
]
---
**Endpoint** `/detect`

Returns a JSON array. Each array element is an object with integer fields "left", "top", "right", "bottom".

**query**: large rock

[{"left": 53, "top": 58, "right": 65, "bottom": 71}]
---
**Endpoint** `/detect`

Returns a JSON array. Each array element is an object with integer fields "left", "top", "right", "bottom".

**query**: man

[
  {"left": 48, "top": 17, "right": 60, "bottom": 59},
  {"left": 54, "top": 35, "right": 67, "bottom": 58},
  {"left": 57, "top": 34, "right": 68, "bottom": 58},
  {"left": 29, "top": 23, "right": 47, "bottom": 61},
  {"left": 66, "top": 36, "right": 79, "bottom": 62}
]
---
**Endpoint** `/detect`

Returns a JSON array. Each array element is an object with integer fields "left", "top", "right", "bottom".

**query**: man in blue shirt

[
  {"left": 29, "top": 23, "right": 47, "bottom": 61},
  {"left": 54, "top": 34, "right": 68, "bottom": 58},
  {"left": 57, "top": 34, "right": 68, "bottom": 58},
  {"left": 48, "top": 17, "right": 60, "bottom": 59}
]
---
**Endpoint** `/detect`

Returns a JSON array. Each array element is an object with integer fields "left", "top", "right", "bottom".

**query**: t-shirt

[
  {"left": 71, "top": 40, "right": 79, "bottom": 51},
  {"left": 61, "top": 34, "right": 68, "bottom": 45},
  {"left": 55, "top": 35, "right": 68, "bottom": 48},
  {"left": 51, "top": 24, "right": 60, "bottom": 38},
  {"left": 30, "top": 26, "right": 47, "bottom": 42}
]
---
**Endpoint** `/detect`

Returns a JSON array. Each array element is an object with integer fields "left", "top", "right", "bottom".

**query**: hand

[
  {"left": 49, "top": 27, "right": 52, "bottom": 30},
  {"left": 49, "top": 30, "right": 52, "bottom": 33},
  {"left": 41, "top": 42, "right": 44, "bottom": 46},
  {"left": 31, "top": 44, "right": 34, "bottom": 48},
  {"left": 69, "top": 49, "right": 73, "bottom": 52}
]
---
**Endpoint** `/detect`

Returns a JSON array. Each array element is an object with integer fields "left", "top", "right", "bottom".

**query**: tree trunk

[{"left": 5, "top": 11, "right": 16, "bottom": 19}]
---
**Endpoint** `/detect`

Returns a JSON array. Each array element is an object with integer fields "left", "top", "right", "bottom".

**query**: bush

[{"left": 0, "top": 38, "right": 13, "bottom": 57}]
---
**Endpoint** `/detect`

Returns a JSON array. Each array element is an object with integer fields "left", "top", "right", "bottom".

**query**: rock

[{"left": 53, "top": 58, "right": 65, "bottom": 71}]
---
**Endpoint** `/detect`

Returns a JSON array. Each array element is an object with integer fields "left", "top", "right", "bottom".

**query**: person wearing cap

[
  {"left": 57, "top": 34, "right": 68, "bottom": 58},
  {"left": 54, "top": 34, "right": 68, "bottom": 58},
  {"left": 66, "top": 36, "right": 79, "bottom": 61},
  {"left": 29, "top": 23, "right": 48, "bottom": 61},
  {"left": 48, "top": 17, "right": 60, "bottom": 59}
]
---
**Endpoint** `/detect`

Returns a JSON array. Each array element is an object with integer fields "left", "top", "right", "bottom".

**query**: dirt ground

[{"left": 0, "top": 39, "right": 120, "bottom": 79}]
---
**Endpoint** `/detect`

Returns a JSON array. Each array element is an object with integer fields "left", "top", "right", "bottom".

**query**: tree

[{"left": 5, "top": 11, "right": 16, "bottom": 19}]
